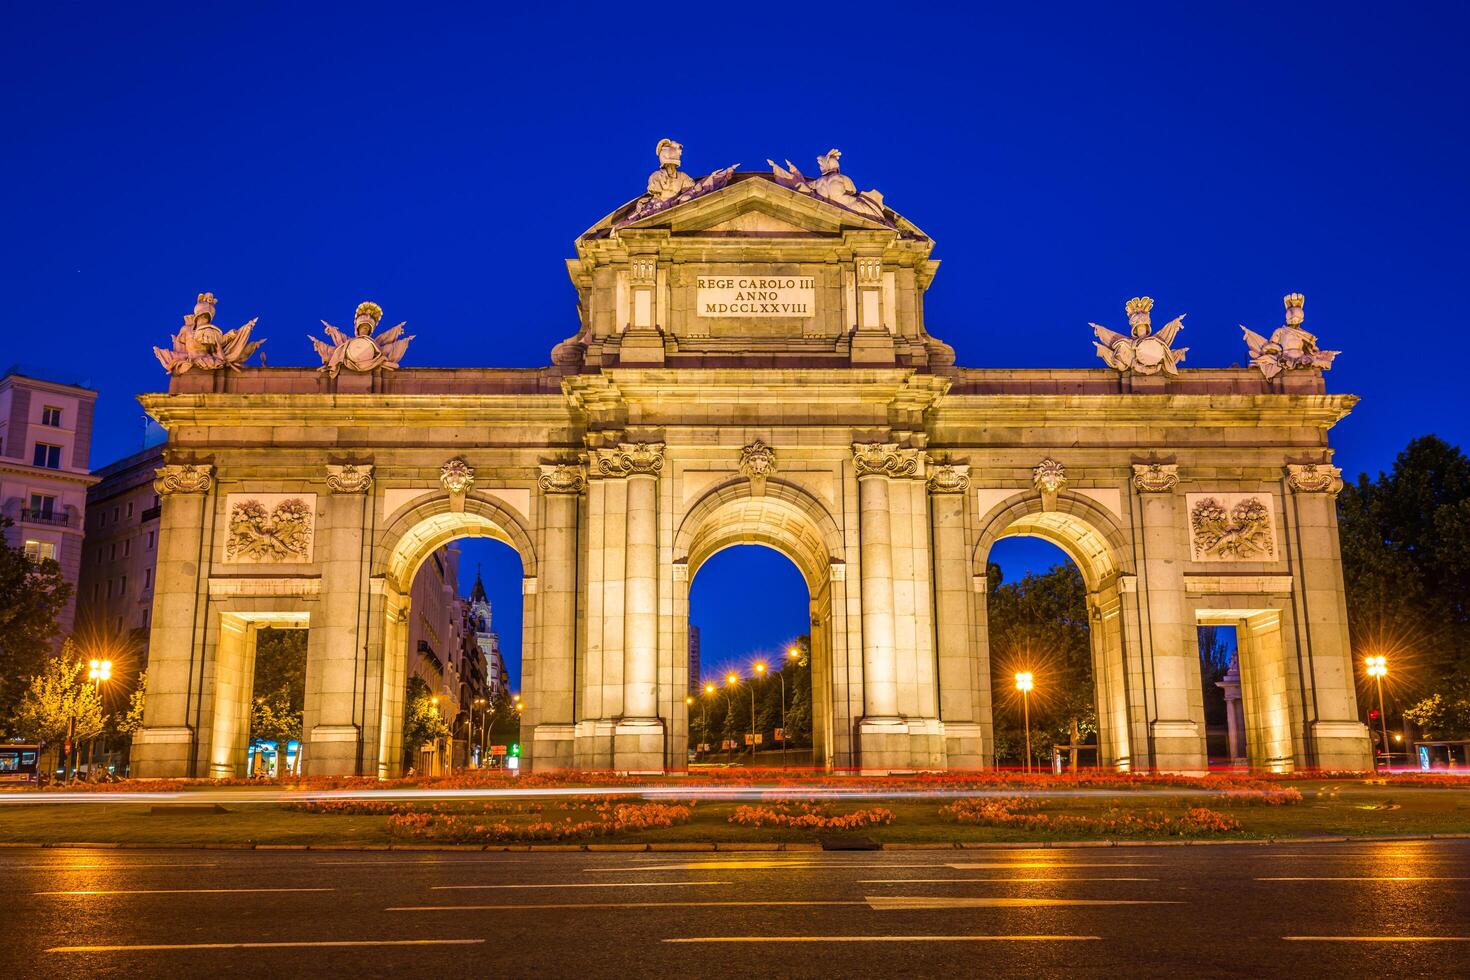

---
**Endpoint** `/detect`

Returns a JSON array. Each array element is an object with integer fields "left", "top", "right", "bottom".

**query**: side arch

[
  {"left": 674, "top": 477, "right": 845, "bottom": 589},
  {"left": 376, "top": 492, "right": 539, "bottom": 590},
  {"left": 972, "top": 491, "right": 1131, "bottom": 589}
]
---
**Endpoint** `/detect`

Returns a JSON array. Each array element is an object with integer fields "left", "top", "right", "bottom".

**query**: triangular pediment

[{"left": 634, "top": 175, "right": 893, "bottom": 236}]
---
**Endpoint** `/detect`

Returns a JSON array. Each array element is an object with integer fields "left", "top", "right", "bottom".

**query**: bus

[{"left": 0, "top": 744, "right": 42, "bottom": 785}]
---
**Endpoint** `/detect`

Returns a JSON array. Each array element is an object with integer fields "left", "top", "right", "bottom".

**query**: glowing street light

[
  {"left": 1015, "top": 672, "right": 1035, "bottom": 774},
  {"left": 1365, "top": 655, "right": 1390, "bottom": 770},
  {"left": 77, "top": 659, "right": 113, "bottom": 782},
  {"left": 88, "top": 659, "right": 113, "bottom": 686}
]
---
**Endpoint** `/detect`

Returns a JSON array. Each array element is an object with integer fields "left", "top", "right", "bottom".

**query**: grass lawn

[{"left": 1, "top": 781, "right": 1467, "bottom": 847}]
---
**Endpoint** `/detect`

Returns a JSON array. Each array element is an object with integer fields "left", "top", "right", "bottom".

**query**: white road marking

[
  {"left": 47, "top": 939, "right": 485, "bottom": 953},
  {"left": 1259, "top": 876, "right": 1469, "bottom": 882},
  {"left": 38, "top": 887, "right": 334, "bottom": 896},
  {"left": 432, "top": 880, "right": 731, "bottom": 890},
  {"left": 664, "top": 935, "right": 1101, "bottom": 943},
  {"left": 864, "top": 896, "right": 1178, "bottom": 910},
  {"left": 1284, "top": 936, "right": 1470, "bottom": 943},
  {"left": 947, "top": 862, "right": 1153, "bottom": 869},
  {"left": 2, "top": 863, "right": 221, "bottom": 870},
  {"left": 860, "top": 877, "right": 1159, "bottom": 884}
]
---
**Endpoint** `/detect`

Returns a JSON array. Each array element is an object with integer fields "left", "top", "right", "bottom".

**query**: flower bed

[
  {"left": 728, "top": 801, "right": 894, "bottom": 831},
  {"left": 939, "top": 796, "right": 1242, "bottom": 836},
  {"left": 383, "top": 800, "right": 694, "bottom": 843}
]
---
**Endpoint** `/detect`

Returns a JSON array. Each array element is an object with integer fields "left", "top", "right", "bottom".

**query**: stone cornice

[
  {"left": 0, "top": 459, "right": 101, "bottom": 489},
  {"left": 138, "top": 393, "right": 575, "bottom": 430},
  {"left": 932, "top": 393, "right": 1357, "bottom": 430}
]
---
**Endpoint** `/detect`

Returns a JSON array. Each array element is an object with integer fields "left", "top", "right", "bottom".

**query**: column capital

[
  {"left": 926, "top": 461, "right": 970, "bottom": 494},
  {"left": 325, "top": 463, "right": 374, "bottom": 494},
  {"left": 153, "top": 463, "right": 213, "bottom": 495},
  {"left": 1131, "top": 462, "right": 1179, "bottom": 494},
  {"left": 538, "top": 463, "right": 587, "bottom": 495},
  {"left": 852, "top": 442, "right": 922, "bottom": 479},
  {"left": 1285, "top": 462, "right": 1344, "bottom": 495},
  {"left": 593, "top": 441, "right": 665, "bottom": 478}
]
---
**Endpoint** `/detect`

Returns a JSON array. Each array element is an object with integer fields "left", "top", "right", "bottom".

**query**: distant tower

[
  {"left": 466, "top": 567, "right": 506, "bottom": 697},
  {"left": 688, "top": 624, "right": 702, "bottom": 695}
]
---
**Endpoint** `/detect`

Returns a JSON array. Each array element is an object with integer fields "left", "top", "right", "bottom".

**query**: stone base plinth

[
  {"left": 574, "top": 720, "right": 616, "bottom": 770},
  {"left": 1150, "top": 719, "right": 1208, "bottom": 774},
  {"left": 856, "top": 717, "right": 914, "bottom": 772},
  {"left": 130, "top": 726, "right": 196, "bottom": 779},
  {"left": 613, "top": 719, "right": 666, "bottom": 773},
  {"left": 942, "top": 721, "right": 986, "bottom": 769},
  {"left": 1311, "top": 720, "right": 1374, "bottom": 771},
  {"left": 528, "top": 724, "right": 577, "bottom": 771},
  {"left": 303, "top": 725, "right": 362, "bottom": 776}
]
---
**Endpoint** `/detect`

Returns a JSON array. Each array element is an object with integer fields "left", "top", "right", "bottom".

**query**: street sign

[
  {"left": 774, "top": 728, "right": 785, "bottom": 742},
  {"left": 490, "top": 744, "right": 507, "bottom": 756}
]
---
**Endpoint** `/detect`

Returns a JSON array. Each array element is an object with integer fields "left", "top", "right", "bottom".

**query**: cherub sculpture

[
  {"left": 309, "top": 302, "right": 413, "bottom": 378},
  {"left": 768, "top": 149, "right": 887, "bottom": 222},
  {"left": 1241, "top": 293, "right": 1338, "bottom": 379},
  {"left": 1090, "top": 296, "right": 1188, "bottom": 377},
  {"left": 154, "top": 292, "right": 264, "bottom": 374}
]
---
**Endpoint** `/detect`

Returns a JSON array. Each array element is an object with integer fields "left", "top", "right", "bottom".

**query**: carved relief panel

[
  {"left": 1185, "top": 492, "right": 1277, "bottom": 562},
  {"left": 222, "top": 493, "right": 317, "bottom": 564}
]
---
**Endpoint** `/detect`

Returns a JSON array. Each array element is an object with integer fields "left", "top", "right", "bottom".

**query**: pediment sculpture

[
  {"left": 154, "top": 292, "right": 264, "bottom": 374},
  {"left": 768, "top": 149, "right": 887, "bottom": 222},
  {"left": 620, "top": 139, "right": 739, "bottom": 226},
  {"left": 1242, "top": 293, "right": 1338, "bottom": 379},
  {"left": 1091, "top": 296, "right": 1188, "bottom": 377},
  {"left": 309, "top": 302, "right": 414, "bottom": 377}
]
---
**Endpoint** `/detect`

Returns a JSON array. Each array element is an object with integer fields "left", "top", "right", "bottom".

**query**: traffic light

[
  {"left": 1368, "top": 709, "right": 1381, "bottom": 721},
  {"left": 509, "top": 743, "right": 520, "bottom": 757}
]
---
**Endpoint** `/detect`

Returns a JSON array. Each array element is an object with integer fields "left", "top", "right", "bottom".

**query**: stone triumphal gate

[{"left": 133, "top": 141, "right": 1373, "bottom": 777}]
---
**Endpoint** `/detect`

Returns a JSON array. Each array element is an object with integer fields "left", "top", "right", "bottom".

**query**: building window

[
  {"left": 109, "top": 543, "right": 116, "bottom": 561},
  {"left": 119, "top": 576, "right": 128, "bottom": 597},
  {"left": 24, "top": 540, "right": 57, "bottom": 561},
  {"left": 32, "top": 443, "right": 62, "bottom": 469},
  {"left": 41, "top": 406, "right": 62, "bottom": 427},
  {"left": 106, "top": 579, "right": 114, "bottom": 599},
  {"left": 27, "top": 493, "right": 56, "bottom": 518},
  {"left": 112, "top": 506, "right": 119, "bottom": 523},
  {"left": 123, "top": 538, "right": 132, "bottom": 558},
  {"left": 144, "top": 568, "right": 152, "bottom": 590},
  {"left": 147, "top": 530, "right": 155, "bottom": 550},
  {"left": 92, "top": 583, "right": 99, "bottom": 601},
  {"left": 126, "top": 502, "right": 134, "bottom": 518}
]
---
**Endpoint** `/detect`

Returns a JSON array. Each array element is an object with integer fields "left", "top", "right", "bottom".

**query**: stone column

[
  {"left": 928, "top": 462, "right": 981, "bottom": 767},
  {"left": 597, "top": 442, "right": 666, "bottom": 771},
  {"left": 852, "top": 443, "right": 913, "bottom": 769},
  {"left": 132, "top": 464, "right": 214, "bottom": 778},
  {"left": 1217, "top": 659, "right": 1245, "bottom": 763},
  {"left": 1131, "top": 463, "right": 1207, "bottom": 773},
  {"left": 303, "top": 464, "right": 374, "bottom": 775},
  {"left": 1284, "top": 463, "right": 1373, "bottom": 770},
  {"left": 531, "top": 463, "right": 584, "bottom": 770}
]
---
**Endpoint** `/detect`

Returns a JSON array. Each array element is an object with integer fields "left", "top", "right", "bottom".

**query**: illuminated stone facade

[{"left": 131, "top": 145, "right": 1372, "bottom": 777}]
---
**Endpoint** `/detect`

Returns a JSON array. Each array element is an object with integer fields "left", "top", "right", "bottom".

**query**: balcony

[
  {"left": 141, "top": 505, "right": 162, "bottom": 523},
  {"left": 20, "top": 508, "right": 69, "bottom": 527}
]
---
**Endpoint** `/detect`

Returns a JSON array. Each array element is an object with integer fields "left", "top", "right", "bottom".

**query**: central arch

[
  {"left": 974, "top": 491, "right": 1137, "bottom": 769},
  {"left": 372, "top": 493, "right": 538, "bottom": 777},
  {"left": 673, "top": 479, "right": 848, "bottom": 768}
]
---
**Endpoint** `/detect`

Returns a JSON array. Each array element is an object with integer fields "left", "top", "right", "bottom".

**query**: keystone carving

[
  {"left": 852, "top": 442, "right": 920, "bottom": 479},
  {"left": 538, "top": 463, "right": 587, "bottom": 495},
  {"left": 325, "top": 463, "right": 373, "bottom": 494},
  {"left": 594, "top": 442, "right": 666, "bottom": 477},
  {"left": 926, "top": 462, "right": 971, "bottom": 494},
  {"left": 440, "top": 457, "right": 476, "bottom": 494},
  {"left": 1285, "top": 462, "right": 1344, "bottom": 495},
  {"left": 153, "top": 463, "right": 214, "bottom": 495},
  {"left": 1033, "top": 457, "right": 1067, "bottom": 511},
  {"left": 1131, "top": 462, "right": 1180, "bottom": 494},
  {"left": 739, "top": 440, "right": 777, "bottom": 494}
]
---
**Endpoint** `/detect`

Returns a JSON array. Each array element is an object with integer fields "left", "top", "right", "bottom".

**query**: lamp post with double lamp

[
  {"left": 468, "top": 698, "right": 486, "bottom": 767},
  {"left": 725, "top": 673, "right": 741, "bottom": 761},
  {"left": 753, "top": 662, "right": 772, "bottom": 765},
  {"left": 702, "top": 682, "right": 717, "bottom": 757},
  {"left": 783, "top": 646, "right": 801, "bottom": 766},
  {"left": 1365, "top": 655, "right": 1390, "bottom": 770},
  {"left": 1015, "top": 671, "right": 1034, "bottom": 774}
]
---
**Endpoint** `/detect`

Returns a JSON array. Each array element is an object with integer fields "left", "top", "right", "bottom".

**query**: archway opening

[
  {"left": 378, "top": 502, "right": 534, "bottom": 779},
  {"left": 688, "top": 545, "right": 812, "bottom": 768},
  {"left": 1197, "top": 624, "right": 1242, "bottom": 767},
  {"left": 247, "top": 626, "right": 306, "bottom": 777},
  {"left": 985, "top": 536, "right": 1098, "bottom": 771}
]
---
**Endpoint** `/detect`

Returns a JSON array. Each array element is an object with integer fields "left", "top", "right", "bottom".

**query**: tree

[
  {"left": 987, "top": 563, "right": 1097, "bottom": 766},
  {"left": 402, "top": 675, "right": 450, "bottom": 770},
  {"left": 11, "top": 647, "right": 104, "bottom": 780},
  {"left": 116, "top": 670, "right": 147, "bottom": 735},
  {"left": 249, "top": 688, "right": 303, "bottom": 776},
  {"left": 1338, "top": 435, "right": 1470, "bottom": 703},
  {"left": 0, "top": 518, "right": 73, "bottom": 727},
  {"left": 1404, "top": 690, "right": 1470, "bottom": 740}
]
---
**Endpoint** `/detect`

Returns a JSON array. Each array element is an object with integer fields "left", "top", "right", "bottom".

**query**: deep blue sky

[{"left": 8, "top": 3, "right": 1465, "bottom": 686}]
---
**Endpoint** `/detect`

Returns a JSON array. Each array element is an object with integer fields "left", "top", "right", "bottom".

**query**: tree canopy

[{"left": 0, "top": 519, "right": 73, "bottom": 726}]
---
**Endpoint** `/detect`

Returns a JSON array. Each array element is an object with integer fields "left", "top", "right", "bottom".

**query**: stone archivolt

[
  {"left": 1132, "top": 462, "right": 1180, "bottom": 494},
  {"left": 538, "top": 463, "right": 587, "bottom": 495},
  {"left": 593, "top": 442, "right": 666, "bottom": 477},
  {"left": 325, "top": 463, "right": 373, "bottom": 494},
  {"left": 1285, "top": 462, "right": 1344, "bottom": 495},
  {"left": 153, "top": 463, "right": 213, "bottom": 495},
  {"left": 852, "top": 442, "right": 921, "bottom": 478}
]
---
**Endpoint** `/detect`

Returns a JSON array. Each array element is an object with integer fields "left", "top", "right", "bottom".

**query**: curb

[{"left": 4, "top": 833, "right": 1468, "bottom": 853}]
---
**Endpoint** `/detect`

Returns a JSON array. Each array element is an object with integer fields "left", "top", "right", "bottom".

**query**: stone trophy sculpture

[
  {"left": 1090, "top": 296, "right": 1188, "bottom": 377},
  {"left": 768, "top": 149, "right": 887, "bottom": 222},
  {"left": 1241, "top": 293, "right": 1338, "bottom": 379},
  {"left": 309, "top": 301, "right": 414, "bottom": 378},
  {"left": 154, "top": 292, "right": 264, "bottom": 373},
  {"left": 621, "top": 139, "right": 739, "bottom": 225}
]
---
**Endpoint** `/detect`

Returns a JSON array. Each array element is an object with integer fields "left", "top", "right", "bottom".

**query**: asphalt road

[{"left": 1, "top": 841, "right": 1467, "bottom": 978}]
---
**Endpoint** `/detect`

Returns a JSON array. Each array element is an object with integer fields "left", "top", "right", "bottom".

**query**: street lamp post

[
  {"left": 725, "top": 673, "right": 740, "bottom": 761},
  {"left": 753, "top": 662, "right": 768, "bottom": 764},
  {"left": 1365, "top": 655, "right": 1390, "bottom": 770},
  {"left": 702, "top": 682, "right": 716, "bottom": 757},
  {"left": 1015, "top": 671, "right": 1034, "bottom": 774},
  {"left": 784, "top": 646, "right": 800, "bottom": 767},
  {"left": 78, "top": 659, "right": 111, "bottom": 782}
]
